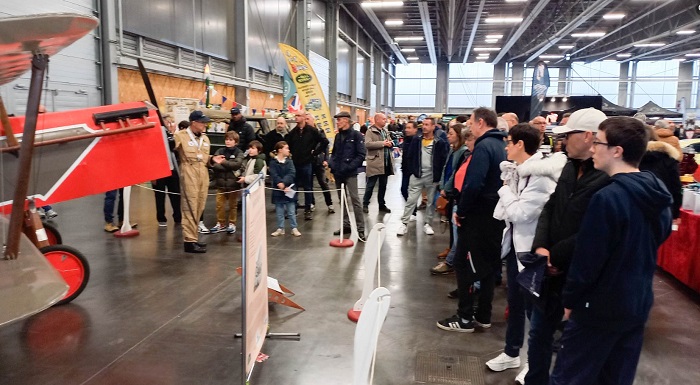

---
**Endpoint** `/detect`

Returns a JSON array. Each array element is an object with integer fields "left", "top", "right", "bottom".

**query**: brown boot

[{"left": 437, "top": 247, "right": 450, "bottom": 259}]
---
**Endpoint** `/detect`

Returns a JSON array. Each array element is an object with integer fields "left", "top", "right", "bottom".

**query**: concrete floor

[{"left": 1, "top": 172, "right": 699, "bottom": 385}]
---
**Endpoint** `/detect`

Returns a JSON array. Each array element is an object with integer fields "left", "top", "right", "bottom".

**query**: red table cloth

[{"left": 657, "top": 209, "right": 700, "bottom": 293}]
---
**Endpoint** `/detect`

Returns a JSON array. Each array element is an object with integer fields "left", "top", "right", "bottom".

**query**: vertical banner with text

[
  {"left": 244, "top": 178, "right": 269, "bottom": 377},
  {"left": 278, "top": 43, "right": 336, "bottom": 140}
]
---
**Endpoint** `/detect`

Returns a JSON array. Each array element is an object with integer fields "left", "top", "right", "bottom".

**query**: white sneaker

[
  {"left": 310, "top": 204, "right": 315, "bottom": 212},
  {"left": 291, "top": 228, "right": 301, "bottom": 237},
  {"left": 226, "top": 223, "right": 236, "bottom": 234},
  {"left": 271, "top": 228, "right": 285, "bottom": 237},
  {"left": 397, "top": 223, "right": 408, "bottom": 236},
  {"left": 45, "top": 209, "right": 58, "bottom": 219},
  {"left": 515, "top": 363, "right": 528, "bottom": 384},
  {"left": 485, "top": 353, "right": 521, "bottom": 372},
  {"left": 409, "top": 214, "right": 417, "bottom": 222},
  {"left": 209, "top": 223, "right": 224, "bottom": 233},
  {"left": 198, "top": 221, "right": 210, "bottom": 234},
  {"left": 158, "top": 221, "right": 167, "bottom": 227},
  {"left": 423, "top": 223, "right": 435, "bottom": 235}
]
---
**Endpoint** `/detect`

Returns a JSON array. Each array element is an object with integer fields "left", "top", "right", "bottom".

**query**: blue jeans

[
  {"left": 275, "top": 202, "right": 297, "bottom": 230},
  {"left": 525, "top": 297, "right": 564, "bottom": 385},
  {"left": 104, "top": 189, "right": 124, "bottom": 223},
  {"left": 549, "top": 320, "right": 645, "bottom": 385},
  {"left": 294, "top": 163, "right": 313, "bottom": 211},
  {"left": 504, "top": 246, "right": 531, "bottom": 357},
  {"left": 445, "top": 205, "right": 459, "bottom": 266}
]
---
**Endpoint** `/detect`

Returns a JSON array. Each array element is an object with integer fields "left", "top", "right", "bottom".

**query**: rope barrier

[{"left": 134, "top": 183, "right": 358, "bottom": 196}]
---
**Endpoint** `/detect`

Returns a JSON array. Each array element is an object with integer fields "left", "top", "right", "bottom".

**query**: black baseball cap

[
  {"left": 230, "top": 107, "right": 241, "bottom": 115},
  {"left": 189, "top": 110, "right": 212, "bottom": 123}
]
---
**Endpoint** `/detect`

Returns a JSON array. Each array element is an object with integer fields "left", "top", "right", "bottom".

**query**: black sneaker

[
  {"left": 304, "top": 211, "right": 313, "bottom": 220},
  {"left": 378, "top": 206, "right": 391, "bottom": 213},
  {"left": 474, "top": 319, "right": 492, "bottom": 329},
  {"left": 362, "top": 206, "right": 369, "bottom": 213},
  {"left": 358, "top": 231, "right": 367, "bottom": 242},
  {"left": 333, "top": 227, "right": 352, "bottom": 236},
  {"left": 436, "top": 315, "right": 475, "bottom": 333}
]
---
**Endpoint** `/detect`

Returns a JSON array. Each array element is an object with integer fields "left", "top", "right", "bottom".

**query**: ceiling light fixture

[
  {"left": 562, "top": 97, "right": 568, "bottom": 102},
  {"left": 395, "top": 36, "right": 424, "bottom": 41},
  {"left": 485, "top": 17, "right": 523, "bottom": 24},
  {"left": 505, "top": 0, "right": 528, "bottom": 2},
  {"left": 616, "top": 53, "right": 632, "bottom": 58},
  {"left": 486, "top": 34, "right": 503, "bottom": 39},
  {"left": 406, "top": 56, "right": 419, "bottom": 61},
  {"left": 676, "top": 30, "right": 696, "bottom": 35},
  {"left": 477, "top": 53, "right": 490, "bottom": 56},
  {"left": 633, "top": 43, "right": 665, "bottom": 47},
  {"left": 485, "top": 39, "right": 499, "bottom": 43},
  {"left": 361, "top": 1, "right": 404, "bottom": 8},
  {"left": 540, "top": 54, "right": 564, "bottom": 59},
  {"left": 559, "top": 45, "right": 574, "bottom": 49},
  {"left": 400, "top": 48, "right": 415, "bottom": 52},
  {"left": 603, "top": 13, "right": 625, "bottom": 20},
  {"left": 685, "top": 53, "right": 700, "bottom": 57},
  {"left": 385, "top": 19, "right": 404, "bottom": 26},
  {"left": 571, "top": 32, "right": 606, "bottom": 38},
  {"left": 474, "top": 47, "right": 501, "bottom": 51},
  {"left": 551, "top": 97, "right": 556, "bottom": 102}
]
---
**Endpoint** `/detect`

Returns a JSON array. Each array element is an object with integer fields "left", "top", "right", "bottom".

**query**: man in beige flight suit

[{"left": 174, "top": 110, "right": 224, "bottom": 253}]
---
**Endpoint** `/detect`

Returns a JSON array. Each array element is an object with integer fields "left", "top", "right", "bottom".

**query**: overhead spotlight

[
  {"left": 551, "top": 97, "right": 556, "bottom": 102},
  {"left": 562, "top": 97, "right": 568, "bottom": 102},
  {"left": 361, "top": 1, "right": 404, "bottom": 8},
  {"left": 539, "top": 97, "right": 544, "bottom": 102}
]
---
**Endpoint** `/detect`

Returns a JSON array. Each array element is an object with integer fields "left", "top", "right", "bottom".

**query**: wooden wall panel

[
  {"left": 249, "top": 90, "right": 283, "bottom": 114},
  {"left": 118, "top": 68, "right": 237, "bottom": 109}
]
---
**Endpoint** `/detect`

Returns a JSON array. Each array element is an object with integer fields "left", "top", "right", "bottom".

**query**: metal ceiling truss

[
  {"left": 461, "top": 0, "right": 486, "bottom": 63},
  {"left": 491, "top": 0, "right": 552, "bottom": 65},
  {"left": 360, "top": 7, "right": 408, "bottom": 65},
  {"left": 417, "top": 0, "right": 437, "bottom": 64}
]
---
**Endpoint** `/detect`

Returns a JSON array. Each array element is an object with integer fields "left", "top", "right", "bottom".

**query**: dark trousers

[
  {"left": 295, "top": 163, "right": 314, "bottom": 211},
  {"left": 104, "top": 189, "right": 124, "bottom": 223},
  {"left": 549, "top": 320, "right": 645, "bottom": 385},
  {"left": 453, "top": 215, "right": 505, "bottom": 322},
  {"left": 363, "top": 174, "right": 388, "bottom": 207},
  {"left": 153, "top": 172, "right": 182, "bottom": 223},
  {"left": 525, "top": 298, "right": 564, "bottom": 385},
  {"left": 504, "top": 246, "right": 531, "bottom": 357},
  {"left": 310, "top": 163, "right": 332, "bottom": 206},
  {"left": 400, "top": 170, "right": 411, "bottom": 201}
]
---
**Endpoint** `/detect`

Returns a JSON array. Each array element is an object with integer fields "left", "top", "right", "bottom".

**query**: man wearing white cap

[{"left": 523, "top": 108, "right": 610, "bottom": 385}]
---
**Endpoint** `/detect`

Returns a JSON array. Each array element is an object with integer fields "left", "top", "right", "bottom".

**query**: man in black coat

[
  {"left": 524, "top": 108, "right": 609, "bottom": 385},
  {"left": 437, "top": 107, "right": 506, "bottom": 333},
  {"left": 228, "top": 107, "right": 255, "bottom": 152},
  {"left": 330, "top": 111, "right": 366, "bottom": 241},
  {"left": 286, "top": 111, "right": 329, "bottom": 220}
]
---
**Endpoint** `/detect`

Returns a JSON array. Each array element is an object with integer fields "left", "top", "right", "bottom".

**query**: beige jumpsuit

[{"left": 174, "top": 129, "right": 211, "bottom": 242}]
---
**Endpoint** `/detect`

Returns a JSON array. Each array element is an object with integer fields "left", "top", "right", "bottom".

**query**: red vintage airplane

[{"left": 0, "top": 13, "right": 172, "bottom": 326}]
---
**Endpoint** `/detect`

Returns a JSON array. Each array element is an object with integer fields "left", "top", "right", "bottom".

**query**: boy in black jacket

[
  {"left": 209, "top": 131, "right": 244, "bottom": 234},
  {"left": 549, "top": 117, "right": 672, "bottom": 385}
]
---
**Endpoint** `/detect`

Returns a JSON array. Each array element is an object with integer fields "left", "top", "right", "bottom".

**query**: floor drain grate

[{"left": 415, "top": 351, "right": 484, "bottom": 385}]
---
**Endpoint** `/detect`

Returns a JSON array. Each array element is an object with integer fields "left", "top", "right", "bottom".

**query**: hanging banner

[
  {"left": 278, "top": 43, "right": 335, "bottom": 140},
  {"left": 530, "top": 61, "right": 550, "bottom": 120}
]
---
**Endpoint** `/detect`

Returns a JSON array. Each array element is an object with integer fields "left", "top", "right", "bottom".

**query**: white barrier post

[
  {"left": 330, "top": 183, "right": 354, "bottom": 247},
  {"left": 114, "top": 186, "right": 139, "bottom": 237}
]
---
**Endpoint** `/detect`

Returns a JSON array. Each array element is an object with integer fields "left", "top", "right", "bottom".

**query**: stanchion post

[
  {"left": 330, "top": 183, "right": 354, "bottom": 247},
  {"left": 114, "top": 186, "right": 139, "bottom": 237}
]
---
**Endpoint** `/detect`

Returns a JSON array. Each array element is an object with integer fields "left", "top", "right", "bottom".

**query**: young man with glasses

[
  {"left": 549, "top": 116, "right": 673, "bottom": 385},
  {"left": 524, "top": 108, "right": 609, "bottom": 384}
]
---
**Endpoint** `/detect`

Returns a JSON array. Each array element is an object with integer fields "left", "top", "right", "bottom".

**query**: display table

[{"left": 657, "top": 209, "right": 700, "bottom": 294}]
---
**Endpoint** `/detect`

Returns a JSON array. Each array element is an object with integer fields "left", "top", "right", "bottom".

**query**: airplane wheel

[
  {"left": 40, "top": 245, "right": 90, "bottom": 305},
  {"left": 42, "top": 222, "right": 62, "bottom": 245}
]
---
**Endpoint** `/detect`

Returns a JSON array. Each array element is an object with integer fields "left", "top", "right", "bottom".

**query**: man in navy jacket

[
  {"left": 437, "top": 107, "right": 506, "bottom": 333},
  {"left": 549, "top": 117, "right": 672, "bottom": 385},
  {"left": 330, "top": 111, "right": 367, "bottom": 242}
]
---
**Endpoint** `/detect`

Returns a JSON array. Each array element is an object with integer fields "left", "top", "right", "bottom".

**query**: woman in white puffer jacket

[{"left": 487, "top": 123, "right": 567, "bottom": 382}]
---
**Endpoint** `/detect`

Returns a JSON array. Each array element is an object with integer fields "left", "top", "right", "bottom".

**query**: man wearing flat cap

[
  {"left": 228, "top": 107, "right": 255, "bottom": 151},
  {"left": 174, "top": 110, "right": 224, "bottom": 253}
]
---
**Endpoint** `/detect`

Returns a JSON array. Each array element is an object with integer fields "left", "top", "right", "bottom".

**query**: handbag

[
  {"left": 516, "top": 252, "right": 550, "bottom": 311},
  {"left": 436, "top": 196, "right": 449, "bottom": 216}
]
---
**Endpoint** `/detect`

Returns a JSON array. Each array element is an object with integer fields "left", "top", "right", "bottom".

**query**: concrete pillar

[
  {"left": 618, "top": 62, "right": 629, "bottom": 107},
  {"left": 295, "top": 0, "right": 309, "bottom": 56},
  {"left": 99, "top": 0, "right": 119, "bottom": 105},
  {"left": 558, "top": 65, "right": 569, "bottom": 95},
  {"left": 234, "top": 0, "right": 249, "bottom": 107},
  {"left": 436, "top": 60, "right": 449, "bottom": 112},
  {"left": 326, "top": 1, "right": 338, "bottom": 113},
  {"left": 374, "top": 49, "right": 382, "bottom": 113},
  {"left": 629, "top": 61, "right": 638, "bottom": 108},
  {"left": 511, "top": 62, "right": 525, "bottom": 96},
  {"left": 492, "top": 62, "right": 506, "bottom": 106},
  {"left": 677, "top": 61, "right": 693, "bottom": 107}
]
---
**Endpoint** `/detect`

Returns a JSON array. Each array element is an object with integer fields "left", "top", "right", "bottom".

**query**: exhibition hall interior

[{"left": 1, "top": 0, "right": 700, "bottom": 384}]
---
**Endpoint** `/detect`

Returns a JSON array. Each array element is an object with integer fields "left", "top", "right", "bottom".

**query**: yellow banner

[{"left": 278, "top": 43, "right": 336, "bottom": 140}]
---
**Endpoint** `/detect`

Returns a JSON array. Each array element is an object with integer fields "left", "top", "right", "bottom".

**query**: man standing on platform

[
  {"left": 549, "top": 116, "right": 672, "bottom": 385},
  {"left": 286, "top": 111, "right": 329, "bottom": 220},
  {"left": 363, "top": 113, "right": 394, "bottom": 213},
  {"left": 174, "top": 110, "right": 223, "bottom": 253},
  {"left": 228, "top": 107, "right": 255, "bottom": 151},
  {"left": 330, "top": 111, "right": 366, "bottom": 242}
]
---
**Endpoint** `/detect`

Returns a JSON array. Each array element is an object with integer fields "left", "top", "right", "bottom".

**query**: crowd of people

[{"left": 91, "top": 104, "right": 683, "bottom": 384}]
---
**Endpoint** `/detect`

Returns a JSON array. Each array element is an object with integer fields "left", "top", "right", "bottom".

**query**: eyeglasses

[{"left": 592, "top": 140, "right": 615, "bottom": 147}]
